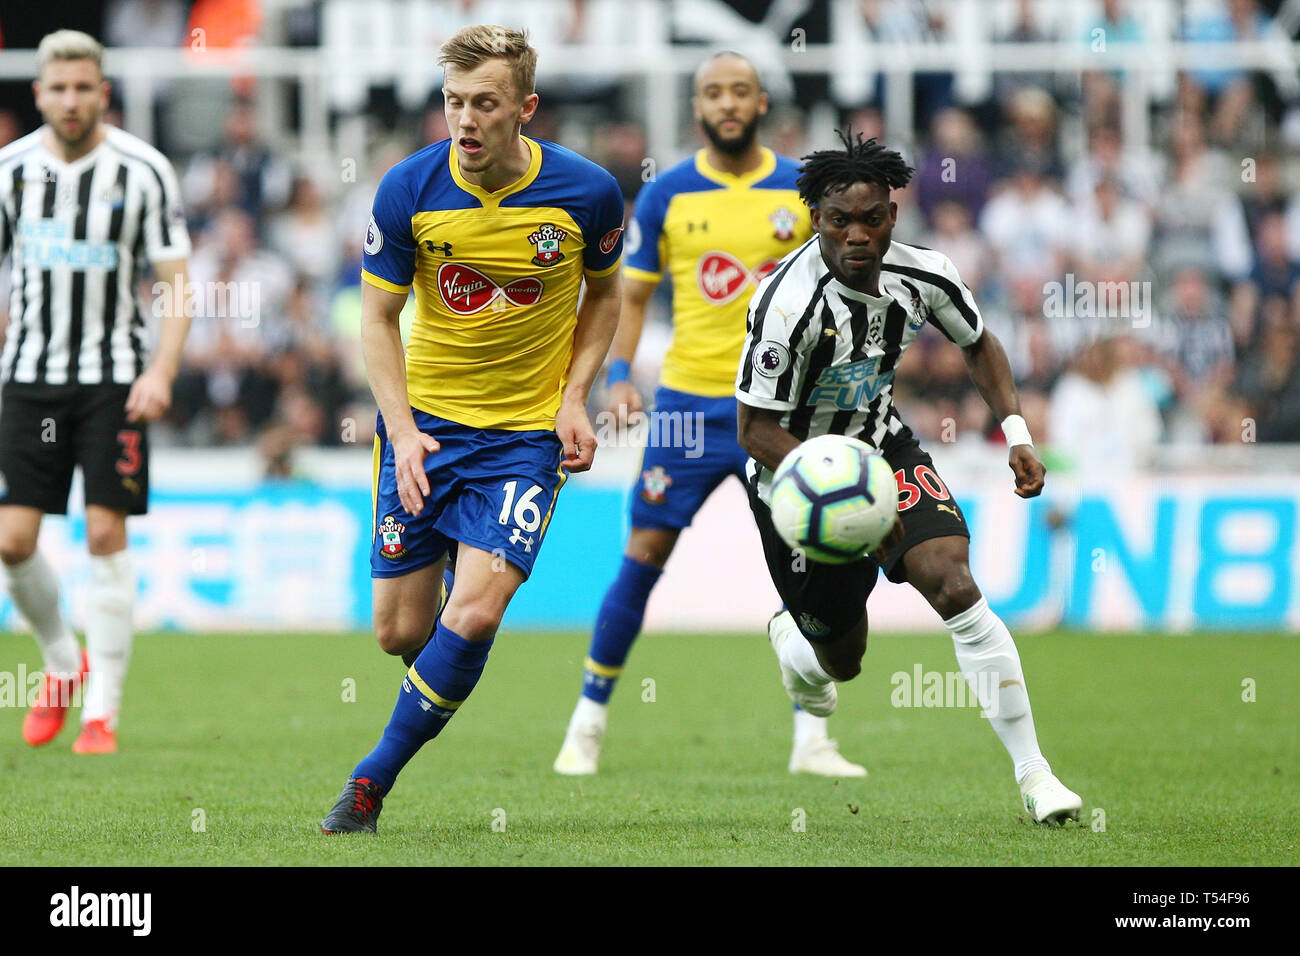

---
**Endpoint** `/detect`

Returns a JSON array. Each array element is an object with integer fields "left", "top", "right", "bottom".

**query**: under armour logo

[
  {"left": 509, "top": 528, "right": 534, "bottom": 552},
  {"left": 423, "top": 240, "right": 453, "bottom": 256}
]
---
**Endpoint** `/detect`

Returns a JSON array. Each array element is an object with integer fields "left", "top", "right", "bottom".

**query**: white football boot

[
  {"left": 789, "top": 737, "right": 868, "bottom": 777},
  {"left": 768, "top": 611, "right": 837, "bottom": 717},
  {"left": 1019, "top": 770, "right": 1082, "bottom": 825},
  {"left": 553, "top": 699, "right": 607, "bottom": 775}
]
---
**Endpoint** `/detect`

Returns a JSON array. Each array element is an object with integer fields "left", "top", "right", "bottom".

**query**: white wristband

[{"left": 1001, "top": 414, "right": 1033, "bottom": 448}]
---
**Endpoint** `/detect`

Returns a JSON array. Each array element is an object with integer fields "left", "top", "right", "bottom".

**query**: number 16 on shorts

[{"left": 498, "top": 480, "right": 548, "bottom": 553}]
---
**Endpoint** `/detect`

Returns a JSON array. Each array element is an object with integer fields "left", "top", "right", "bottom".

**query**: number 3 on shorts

[
  {"left": 498, "top": 480, "right": 544, "bottom": 532},
  {"left": 116, "top": 429, "right": 143, "bottom": 476}
]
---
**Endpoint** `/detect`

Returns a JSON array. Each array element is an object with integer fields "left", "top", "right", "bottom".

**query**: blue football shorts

[
  {"left": 628, "top": 386, "right": 751, "bottom": 531},
  {"left": 371, "top": 408, "right": 566, "bottom": 579}
]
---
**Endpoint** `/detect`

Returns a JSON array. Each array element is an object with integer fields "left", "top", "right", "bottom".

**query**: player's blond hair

[
  {"left": 438, "top": 24, "right": 536, "bottom": 100},
  {"left": 37, "top": 30, "right": 104, "bottom": 79}
]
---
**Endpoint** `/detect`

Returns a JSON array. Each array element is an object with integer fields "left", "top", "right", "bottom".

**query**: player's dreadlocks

[{"left": 796, "top": 127, "right": 914, "bottom": 207}]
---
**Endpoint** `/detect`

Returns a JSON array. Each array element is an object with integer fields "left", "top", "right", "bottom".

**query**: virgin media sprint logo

[
  {"left": 697, "top": 252, "right": 777, "bottom": 305},
  {"left": 437, "top": 263, "right": 543, "bottom": 315}
]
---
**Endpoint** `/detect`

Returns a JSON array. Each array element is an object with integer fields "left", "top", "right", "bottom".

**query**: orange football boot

[
  {"left": 72, "top": 717, "right": 118, "bottom": 755},
  {"left": 22, "top": 650, "right": 88, "bottom": 746}
]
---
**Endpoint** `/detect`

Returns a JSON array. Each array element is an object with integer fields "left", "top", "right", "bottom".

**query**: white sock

[
  {"left": 3, "top": 551, "right": 81, "bottom": 675},
  {"left": 573, "top": 695, "right": 607, "bottom": 728},
  {"left": 82, "top": 551, "right": 135, "bottom": 728},
  {"left": 944, "top": 596, "right": 1050, "bottom": 783},
  {"left": 776, "top": 617, "right": 832, "bottom": 686},
  {"left": 792, "top": 706, "right": 829, "bottom": 749}
]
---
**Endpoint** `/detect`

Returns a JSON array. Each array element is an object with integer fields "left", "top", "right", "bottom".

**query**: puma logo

[{"left": 936, "top": 503, "right": 960, "bottom": 519}]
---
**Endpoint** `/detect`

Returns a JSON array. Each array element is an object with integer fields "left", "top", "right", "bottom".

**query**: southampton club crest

[
  {"left": 640, "top": 465, "right": 673, "bottom": 504},
  {"left": 378, "top": 514, "right": 408, "bottom": 560},
  {"left": 528, "top": 223, "right": 567, "bottom": 266},
  {"left": 770, "top": 206, "right": 798, "bottom": 241}
]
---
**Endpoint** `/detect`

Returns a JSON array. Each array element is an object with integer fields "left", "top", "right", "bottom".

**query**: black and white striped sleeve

[
  {"left": 133, "top": 148, "right": 191, "bottom": 263},
  {"left": 924, "top": 252, "right": 983, "bottom": 346},
  {"left": 735, "top": 272, "right": 822, "bottom": 411}
]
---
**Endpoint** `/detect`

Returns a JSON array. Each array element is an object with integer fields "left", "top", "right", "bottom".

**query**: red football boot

[{"left": 22, "top": 650, "right": 88, "bottom": 747}]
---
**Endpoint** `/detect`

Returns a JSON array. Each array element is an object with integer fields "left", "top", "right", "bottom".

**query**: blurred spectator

[
  {"left": 857, "top": 0, "right": 954, "bottom": 129},
  {"left": 270, "top": 278, "right": 352, "bottom": 446},
  {"left": 173, "top": 208, "right": 294, "bottom": 443},
  {"left": 994, "top": 1, "right": 1059, "bottom": 109},
  {"left": 920, "top": 199, "right": 993, "bottom": 297},
  {"left": 258, "top": 422, "right": 298, "bottom": 479},
  {"left": 1047, "top": 335, "right": 1162, "bottom": 474},
  {"left": 1183, "top": 0, "right": 1298, "bottom": 145},
  {"left": 182, "top": 102, "right": 293, "bottom": 233},
  {"left": 980, "top": 157, "right": 1068, "bottom": 306},
  {"left": 1146, "top": 267, "right": 1237, "bottom": 441},
  {"left": 1078, "top": 0, "right": 1145, "bottom": 130},
  {"left": 590, "top": 121, "right": 648, "bottom": 206},
  {"left": 1239, "top": 152, "right": 1289, "bottom": 236},
  {"left": 105, "top": 0, "right": 187, "bottom": 49},
  {"left": 996, "top": 87, "right": 1064, "bottom": 181},
  {"left": 1231, "top": 305, "right": 1300, "bottom": 440},
  {"left": 1072, "top": 175, "right": 1152, "bottom": 287},
  {"left": 767, "top": 106, "right": 807, "bottom": 162},
  {"left": 1231, "top": 210, "right": 1300, "bottom": 348},
  {"left": 1065, "top": 123, "right": 1159, "bottom": 207},
  {"left": 187, "top": 0, "right": 262, "bottom": 49},
  {"left": 1149, "top": 113, "right": 1253, "bottom": 284},
  {"left": 268, "top": 176, "right": 342, "bottom": 296},
  {"left": 914, "top": 107, "right": 996, "bottom": 226}
]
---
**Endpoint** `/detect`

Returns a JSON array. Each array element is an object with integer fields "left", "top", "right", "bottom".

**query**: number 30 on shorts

[
  {"left": 894, "top": 464, "right": 950, "bottom": 512},
  {"left": 498, "top": 480, "right": 545, "bottom": 532}
]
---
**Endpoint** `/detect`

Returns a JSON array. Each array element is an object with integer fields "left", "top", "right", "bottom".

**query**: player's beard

[
  {"left": 50, "top": 110, "right": 101, "bottom": 153},
  {"left": 700, "top": 113, "right": 760, "bottom": 156}
]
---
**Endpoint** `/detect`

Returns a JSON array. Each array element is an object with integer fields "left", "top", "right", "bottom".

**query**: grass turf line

[{"left": 0, "top": 630, "right": 1295, "bottom": 865}]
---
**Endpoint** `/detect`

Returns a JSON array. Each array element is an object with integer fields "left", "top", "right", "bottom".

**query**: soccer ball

[{"left": 769, "top": 434, "right": 898, "bottom": 564}]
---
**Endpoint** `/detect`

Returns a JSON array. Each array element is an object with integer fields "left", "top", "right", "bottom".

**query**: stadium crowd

[{"left": 2, "top": 0, "right": 1299, "bottom": 474}]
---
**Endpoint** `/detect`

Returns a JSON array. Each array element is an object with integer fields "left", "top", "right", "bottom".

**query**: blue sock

[
  {"left": 353, "top": 621, "right": 492, "bottom": 792},
  {"left": 581, "top": 556, "right": 662, "bottom": 704}
]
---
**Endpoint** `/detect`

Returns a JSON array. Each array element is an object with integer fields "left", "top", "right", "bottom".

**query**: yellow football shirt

[
  {"left": 361, "top": 136, "right": 625, "bottom": 430},
  {"left": 623, "top": 148, "right": 811, "bottom": 396}
]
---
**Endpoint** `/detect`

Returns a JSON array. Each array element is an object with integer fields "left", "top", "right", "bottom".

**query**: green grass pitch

[{"left": 0, "top": 629, "right": 1295, "bottom": 866}]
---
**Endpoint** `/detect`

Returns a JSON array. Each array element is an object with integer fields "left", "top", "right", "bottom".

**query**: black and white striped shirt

[
  {"left": 736, "top": 236, "right": 983, "bottom": 500},
  {"left": 0, "top": 125, "right": 190, "bottom": 387}
]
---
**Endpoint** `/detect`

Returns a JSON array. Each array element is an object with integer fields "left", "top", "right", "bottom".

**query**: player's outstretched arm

[
  {"left": 960, "top": 328, "right": 1045, "bottom": 499},
  {"left": 127, "top": 257, "right": 191, "bottom": 423},
  {"left": 558, "top": 268, "right": 623, "bottom": 472},
  {"left": 604, "top": 276, "right": 657, "bottom": 422},
  {"left": 362, "top": 281, "right": 439, "bottom": 516},
  {"left": 737, "top": 402, "right": 801, "bottom": 472}
]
